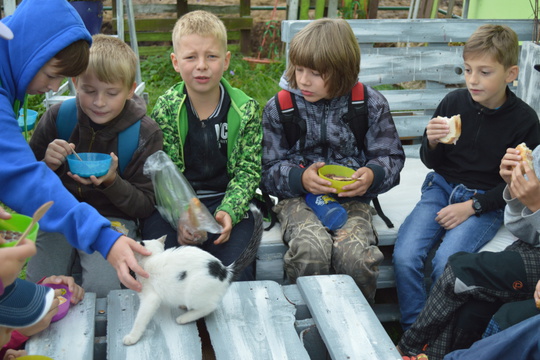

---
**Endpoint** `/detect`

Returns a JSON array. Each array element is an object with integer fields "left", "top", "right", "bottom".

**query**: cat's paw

[{"left": 123, "top": 333, "right": 141, "bottom": 346}]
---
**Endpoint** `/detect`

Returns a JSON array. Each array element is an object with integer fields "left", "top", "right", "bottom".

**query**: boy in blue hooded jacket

[{"left": 0, "top": 0, "right": 150, "bottom": 292}]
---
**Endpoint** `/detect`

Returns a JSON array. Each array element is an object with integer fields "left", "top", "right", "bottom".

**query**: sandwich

[
  {"left": 438, "top": 114, "right": 462, "bottom": 145},
  {"left": 516, "top": 142, "right": 534, "bottom": 171}
]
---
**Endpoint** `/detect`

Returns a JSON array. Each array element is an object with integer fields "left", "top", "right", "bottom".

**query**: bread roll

[
  {"left": 438, "top": 114, "right": 462, "bottom": 145},
  {"left": 516, "top": 142, "right": 534, "bottom": 171}
]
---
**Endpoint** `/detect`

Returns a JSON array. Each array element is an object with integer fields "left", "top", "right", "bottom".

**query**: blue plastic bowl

[
  {"left": 67, "top": 153, "right": 112, "bottom": 178},
  {"left": 18, "top": 109, "right": 38, "bottom": 131}
]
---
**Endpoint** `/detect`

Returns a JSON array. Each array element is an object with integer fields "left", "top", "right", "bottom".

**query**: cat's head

[{"left": 138, "top": 235, "right": 167, "bottom": 259}]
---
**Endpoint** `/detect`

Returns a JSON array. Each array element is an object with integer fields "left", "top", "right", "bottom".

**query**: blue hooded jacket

[{"left": 0, "top": 0, "right": 121, "bottom": 257}]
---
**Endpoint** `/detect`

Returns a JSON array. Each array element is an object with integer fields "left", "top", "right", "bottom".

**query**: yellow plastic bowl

[
  {"left": 318, "top": 165, "right": 356, "bottom": 193},
  {"left": 17, "top": 356, "right": 55, "bottom": 360},
  {"left": 0, "top": 213, "right": 39, "bottom": 248}
]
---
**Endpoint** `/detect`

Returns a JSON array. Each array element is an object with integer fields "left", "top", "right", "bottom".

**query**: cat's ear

[{"left": 158, "top": 235, "right": 167, "bottom": 244}]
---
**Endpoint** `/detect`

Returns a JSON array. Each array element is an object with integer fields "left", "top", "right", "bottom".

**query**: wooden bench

[
  {"left": 26, "top": 275, "right": 400, "bottom": 359},
  {"left": 255, "top": 18, "right": 534, "bottom": 319}
]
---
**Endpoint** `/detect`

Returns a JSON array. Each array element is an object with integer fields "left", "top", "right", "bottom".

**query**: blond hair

[
  {"left": 172, "top": 10, "right": 228, "bottom": 53},
  {"left": 463, "top": 24, "right": 519, "bottom": 69},
  {"left": 285, "top": 18, "right": 360, "bottom": 98},
  {"left": 84, "top": 34, "right": 137, "bottom": 90}
]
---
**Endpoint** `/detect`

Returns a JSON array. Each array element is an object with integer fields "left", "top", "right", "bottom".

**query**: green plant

[
  {"left": 257, "top": 20, "right": 282, "bottom": 60},
  {"left": 140, "top": 52, "right": 286, "bottom": 115},
  {"left": 339, "top": 0, "right": 368, "bottom": 19}
]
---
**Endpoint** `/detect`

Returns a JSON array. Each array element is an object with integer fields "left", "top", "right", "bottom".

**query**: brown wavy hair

[{"left": 285, "top": 18, "right": 360, "bottom": 98}]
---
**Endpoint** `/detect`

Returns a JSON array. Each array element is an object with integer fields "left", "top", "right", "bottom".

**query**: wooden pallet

[{"left": 26, "top": 275, "right": 401, "bottom": 360}]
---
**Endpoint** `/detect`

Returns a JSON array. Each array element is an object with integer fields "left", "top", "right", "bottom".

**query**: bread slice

[
  {"left": 438, "top": 114, "right": 462, "bottom": 145},
  {"left": 516, "top": 142, "right": 534, "bottom": 171}
]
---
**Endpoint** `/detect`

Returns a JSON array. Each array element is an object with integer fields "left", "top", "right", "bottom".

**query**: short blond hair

[
  {"left": 463, "top": 24, "right": 519, "bottom": 69},
  {"left": 85, "top": 34, "right": 137, "bottom": 90},
  {"left": 172, "top": 10, "right": 228, "bottom": 53},
  {"left": 285, "top": 18, "right": 360, "bottom": 98}
]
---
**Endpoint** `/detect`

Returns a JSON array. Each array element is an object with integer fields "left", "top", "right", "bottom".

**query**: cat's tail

[{"left": 229, "top": 203, "right": 263, "bottom": 281}]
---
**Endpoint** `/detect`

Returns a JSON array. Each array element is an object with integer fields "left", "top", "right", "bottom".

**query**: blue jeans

[{"left": 393, "top": 172, "right": 504, "bottom": 330}]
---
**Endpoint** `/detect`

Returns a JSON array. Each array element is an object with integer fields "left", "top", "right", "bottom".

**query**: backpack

[
  {"left": 56, "top": 98, "right": 141, "bottom": 176},
  {"left": 271, "top": 82, "right": 394, "bottom": 229}
]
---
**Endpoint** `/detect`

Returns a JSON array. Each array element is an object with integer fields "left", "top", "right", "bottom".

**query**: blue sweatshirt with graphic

[{"left": 0, "top": 0, "right": 122, "bottom": 257}]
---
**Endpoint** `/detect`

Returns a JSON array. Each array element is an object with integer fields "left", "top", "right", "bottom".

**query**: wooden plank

[
  {"left": 380, "top": 88, "right": 453, "bottom": 111},
  {"left": 115, "top": 17, "right": 252, "bottom": 32},
  {"left": 205, "top": 281, "right": 310, "bottom": 360},
  {"left": 296, "top": 275, "right": 402, "bottom": 360},
  {"left": 131, "top": 4, "right": 241, "bottom": 16},
  {"left": 368, "top": 0, "right": 380, "bottom": 19},
  {"left": 26, "top": 293, "right": 96, "bottom": 360},
  {"left": 360, "top": 47, "right": 465, "bottom": 85},
  {"left": 107, "top": 290, "right": 202, "bottom": 360},
  {"left": 282, "top": 19, "right": 535, "bottom": 45},
  {"left": 516, "top": 42, "right": 540, "bottom": 118}
]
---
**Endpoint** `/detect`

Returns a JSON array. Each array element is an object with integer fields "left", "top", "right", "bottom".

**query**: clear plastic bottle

[{"left": 305, "top": 193, "right": 348, "bottom": 231}]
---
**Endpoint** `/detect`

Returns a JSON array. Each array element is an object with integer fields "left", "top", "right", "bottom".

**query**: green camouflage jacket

[{"left": 151, "top": 78, "right": 262, "bottom": 225}]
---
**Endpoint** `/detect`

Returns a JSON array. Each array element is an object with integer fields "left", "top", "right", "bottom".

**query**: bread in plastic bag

[{"left": 143, "top": 151, "right": 223, "bottom": 243}]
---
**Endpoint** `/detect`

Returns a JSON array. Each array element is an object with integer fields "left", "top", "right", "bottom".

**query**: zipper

[{"left": 322, "top": 103, "right": 329, "bottom": 162}]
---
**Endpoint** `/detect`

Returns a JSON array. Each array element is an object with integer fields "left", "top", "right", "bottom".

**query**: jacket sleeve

[
  {"left": 0, "top": 96, "right": 119, "bottom": 257},
  {"left": 217, "top": 99, "right": 262, "bottom": 225},
  {"left": 362, "top": 88, "right": 405, "bottom": 196},
  {"left": 99, "top": 116, "right": 164, "bottom": 219},
  {"left": 503, "top": 186, "right": 540, "bottom": 246},
  {"left": 260, "top": 96, "right": 307, "bottom": 199}
]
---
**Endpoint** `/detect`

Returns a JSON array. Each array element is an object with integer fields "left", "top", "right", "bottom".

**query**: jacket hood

[
  {"left": 279, "top": 73, "right": 303, "bottom": 97},
  {"left": 0, "top": 0, "right": 92, "bottom": 103}
]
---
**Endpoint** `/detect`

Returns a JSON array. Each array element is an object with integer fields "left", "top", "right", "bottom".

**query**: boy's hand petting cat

[
  {"left": 510, "top": 160, "right": 540, "bottom": 212},
  {"left": 107, "top": 236, "right": 151, "bottom": 292},
  {"left": 435, "top": 202, "right": 474, "bottom": 230},
  {"left": 214, "top": 211, "right": 232, "bottom": 245},
  {"left": 302, "top": 162, "right": 336, "bottom": 195},
  {"left": 43, "top": 139, "right": 74, "bottom": 171},
  {"left": 68, "top": 152, "right": 118, "bottom": 188}
]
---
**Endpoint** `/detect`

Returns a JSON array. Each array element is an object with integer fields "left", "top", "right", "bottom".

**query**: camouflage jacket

[{"left": 151, "top": 78, "right": 262, "bottom": 225}]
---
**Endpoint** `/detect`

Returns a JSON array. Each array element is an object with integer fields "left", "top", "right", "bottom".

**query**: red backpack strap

[
  {"left": 350, "top": 81, "right": 365, "bottom": 105},
  {"left": 275, "top": 89, "right": 305, "bottom": 148},
  {"left": 277, "top": 89, "right": 294, "bottom": 115}
]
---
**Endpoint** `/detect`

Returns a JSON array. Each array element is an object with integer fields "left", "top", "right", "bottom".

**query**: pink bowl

[{"left": 42, "top": 283, "right": 72, "bottom": 322}]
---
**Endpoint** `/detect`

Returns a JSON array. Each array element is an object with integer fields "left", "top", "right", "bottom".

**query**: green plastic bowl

[
  {"left": 0, "top": 213, "right": 39, "bottom": 248},
  {"left": 318, "top": 165, "right": 356, "bottom": 194}
]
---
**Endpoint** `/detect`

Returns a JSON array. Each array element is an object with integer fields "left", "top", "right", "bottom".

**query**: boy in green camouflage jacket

[{"left": 141, "top": 10, "right": 262, "bottom": 280}]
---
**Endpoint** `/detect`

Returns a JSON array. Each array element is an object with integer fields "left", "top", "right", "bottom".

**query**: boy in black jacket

[{"left": 393, "top": 24, "right": 540, "bottom": 331}]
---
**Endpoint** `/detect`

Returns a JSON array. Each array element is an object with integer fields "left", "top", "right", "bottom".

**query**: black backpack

[{"left": 267, "top": 82, "right": 394, "bottom": 229}]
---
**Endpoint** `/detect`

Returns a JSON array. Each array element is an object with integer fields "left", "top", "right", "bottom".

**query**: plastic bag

[{"left": 143, "top": 151, "right": 223, "bottom": 243}]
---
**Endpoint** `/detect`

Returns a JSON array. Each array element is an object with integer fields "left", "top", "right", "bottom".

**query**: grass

[{"left": 140, "top": 51, "right": 286, "bottom": 115}]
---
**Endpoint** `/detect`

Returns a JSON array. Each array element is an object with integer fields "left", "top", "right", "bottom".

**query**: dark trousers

[{"left": 141, "top": 196, "right": 256, "bottom": 281}]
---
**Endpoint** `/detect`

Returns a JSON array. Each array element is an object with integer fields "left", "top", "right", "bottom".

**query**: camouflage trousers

[{"left": 274, "top": 197, "right": 384, "bottom": 303}]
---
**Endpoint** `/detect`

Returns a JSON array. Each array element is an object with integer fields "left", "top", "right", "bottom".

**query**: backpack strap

[
  {"left": 117, "top": 120, "right": 141, "bottom": 175},
  {"left": 56, "top": 98, "right": 78, "bottom": 141},
  {"left": 342, "top": 82, "right": 369, "bottom": 151},
  {"left": 275, "top": 90, "right": 306, "bottom": 149},
  {"left": 56, "top": 98, "right": 141, "bottom": 176}
]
